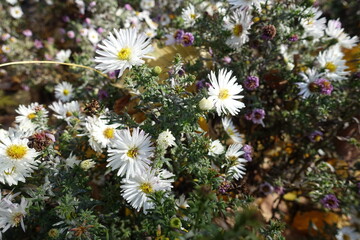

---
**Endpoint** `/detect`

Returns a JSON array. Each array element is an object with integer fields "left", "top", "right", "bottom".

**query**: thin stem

[{"left": 0, "top": 60, "right": 112, "bottom": 81}]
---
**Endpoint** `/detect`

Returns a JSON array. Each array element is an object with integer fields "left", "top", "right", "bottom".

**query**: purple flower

[
  {"left": 321, "top": 194, "right": 339, "bottom": 209},
  {"left": 67, "top": 31, "right": 75, "bottom": 39},
  {"left": 85, "top": 18, "right": 91, "bottom": 25},
  {"left": 1, "top": 33, "right": 10, "bottom": 41},
  {"left": 244, "top": 76, "right": 259, "bottom": 91},
  {"left": 98, "top": 89, "right": 109, "bottom": 100},
  {"left": 174, "top": 30, "right": 184, "bottom": 41},
  {"left": 260, "top": 182, "right": 274, "bottom": 195},
  {"left": 47, "top": 37, "right": 55, "bottom": 44},
  {"left": 218, "top": 180, "right": 231, "bottom": 194},
  {"left": 62, "top": 16, "right": 70, "bottom": 22},
  {"left": 246, "top": 109, "right": 265, "bottom": 126},
  {"left": 97, "top": 27, "right": 104, "bottom": 34},
  {"left": 289, "top": 34, "right": 299, "bottom": 42},
  {"left": 124, "top": 4, "right": 133, "bottom": 11},
  {"left": 222, "top": 56, "right": 232, "bottom": 64},
  {"left": 89, "top": 1, "right": 96, "bottom": 8},
  {"left": 34, "top": 39, "right": 43, "bottom": 49},
  {"left": 315, "top": 78, "right": 333, "bottom": 95},
  {"left": 274, "top": 186, "right": 284, "bottom": 195},
  {"left": 182, "top": 32, "right": 194, "bottom": 47},
  {"left": 243, "top": 144, "right": 253, "bottom": 161},
  {"left": 309, "top": 130, "right": 323, "bottom": 142},
  {"left": 22, "top": 29, "right": 32, "bottom": 37}
]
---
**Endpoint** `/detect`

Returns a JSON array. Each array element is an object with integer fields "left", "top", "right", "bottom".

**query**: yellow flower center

[
  {"left": 233, "top": 24, "right": 243, "bottom": 37},
  {"left": 103, "top": 128, "right": 115, "bottom": 139},
  {"left": 190, "top": 13, "right": 197, "bottom": 19},
  {"left": 6, "top": 145, "right": 28, "bottom": 159},
  {"left": 314, "top": 135, "right": 322, "bottom": 142},
  {"left": 228, "top": 156, "right": 238, "bottom": 162},
  {"left": 12, "top": 212, "right": 24, "bottom": 226},
  {"left": 226, "top": 128, "right": 234, "bottom": 136},
  {"left": 127, "top": 147, "right": 138, "bottom": 159},
  {"left": 66, "top": 111, "right": 73, "bottom": 117},
  {"left": 140, "top": 182, "right": 154, "bottom": 194},
  {"left": 63, "top": 89, "right": 70, "bottom": 96},
  {"left": 118, "top": 47, "right": 131, "bottom": 60},
  {"left": 27, "top": 113, "right": 36, "bottom": 119},
  {"left": 218, "top": 89, "right": 230, "bottom": 100},
  {"left": 325, "top": 62, "right": 337, "bottom": 72}
]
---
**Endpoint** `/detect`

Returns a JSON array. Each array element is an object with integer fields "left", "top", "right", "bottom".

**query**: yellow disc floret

[
  {"left": 218, "top": 89, "right": 230, "bottom": 100},
  {"left": 233, "top": 24, "right": 243, "bottom": 37},
  {"left": 140, "top": 182, "right": 154, "bottom": 194},
  {"left": 127, "top": 147, "right": 138, "bottom": 159},
  {"left": 118, "top": 47, "right": 131, "bottom": 60},
  {"left": 27, "top": 113, "right": 36, "bottom": 119},
  {"left": 6, "top": 144, "right": 28, "bottom": 160},
  {"left": 63, "top": 89, "right": 70, "bottom": 96},
  {"left": 103, "top": 128, "right": 115, "bottom": 139},
  {"left": 325, "top": 62, "right": 337, "bottom": 72}
]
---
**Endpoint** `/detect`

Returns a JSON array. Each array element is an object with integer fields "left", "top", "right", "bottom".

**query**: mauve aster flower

[
  {"left": 309, "top": 130, "right": 323, "bottom": 142},
  {"left": 244, "top": 76, "right": 259, "bottom": 91},
  {"left": 98, "top": 89, "right": 109, "bottom": 100},
  {"left": 62, "top": 16, "right": 70, "bottom": 22},
  {"left": 218, "top": 180, "right": 231, "bottom": 194},
  {"left": 249, "top": 108, "right": 265, "bottom": 126},
  {"left": 260, "top": 182, "right": 274, "bottom": 195},
  {"left": 243, "top": 144, "right": 253, "bottom": 161},
  {"left": 289, "top": 34, "right": 299, "bottom": 42},
  {"left": 321, "top": 194, "right": 339, "bottom": 209},
  {"left": 182, "top": 32, "right": 194, "bottom": 47},
  {"left": 67, "top": 31, "right": 75, "bottom": 39},
  {"left": 174, "top": 30, "right": 185, "bottom": 41},
  {"left": 22, "top": 29, "right": 32, "bottom": 37},
  {"left": 222, "top": 56, "right": 232, "bottom": 64},
  {"left": 34, "top": 39, "right": 43, "bottom": 49},
  {"left": 314, "top": 78, "right": 333, "bottom": 95}
]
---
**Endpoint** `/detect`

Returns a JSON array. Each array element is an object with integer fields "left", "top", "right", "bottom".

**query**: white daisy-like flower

[
  {"left": 80, "top": 159, "right": 96, "bottom": 170},
  {"left": 226, "top": 143, "right": 247, "bottom": 180},
  {"left": 224, "top": 9, "right": 253, "bottom": 49},
  {"left": 0, "top": 136, "right": 38, "bottom": 186},
  {"left": 208, "top": 139, "right": 225, "bottom": 156},
  {"left": 9, "top": 6, "right": 23, "bottom": 19},
  {"left": 296, "top": 68, "right": 323, "bottom": 99},
  {"left": 175, "top": 194, "right": 189, "bottom": 210},
  {"left": 88, "top": 28, "right": 99, "bottom": 45},
  {"left": 222, "top": 117, "right": 242, "bottom": 143},
  {"left": 317, "top": 48, "right": 349, "bottom": 81},
  {"left": 157, "top": 129, "right": 176, "bottom": 149},
  {"left": 121, "top": 168, "right": 174, "bottom": 213},
  {"left": 280, "top": 44, "right": 296, "bottom": 70},
  {"left": 83, "top": 115, "right": 121, "bottom": 152},
  {"left": 325, "top": 19, "right": 359, "bottom": 49},
  {"left": 94, "top": 28, "right": 154, "bottom": 77},
  {"left": 6, "top": 0, "right": 18, "bottom": 5},
  {"left": 140, "top": 0, "right": 155, "bottom": 10},
  {"left": 1, "top": 45, "right": 11, "bottom": 54},
  {"left": 300, "top": 7, "right": 326, "bottom": 39},
  {"left": 107, "top": 127, "right": 155, "bottom": 179},
  {"left": 56, "top": 49, "right": 71, "bottom": 62},
  {"left": 54, "top": 82, "right": 74, "bottom": 102},
  {"left": 336, "top": 226, "right": 360, "bottom": 240},
  {"left": 15, "top": 103, "right": 48, "bottom": 133},
  {"left": 65, "top": 153, "right": 81, "bottom": 168},
  {"left": 0, "top": 197, "right": 28, "bottom": 233},
  {"left": 227, "top": 0, "right": 264, "bottom": 11},
  {"left": 79, "top": 28, "right": 89, "bottom": 37},
  {"left": 207, "top": 68, "right": 245, "bottom": 116},
  {"left": 49, "top": 101, "right": 82, "bottom": 123},
  {"left": 182, "top": 4, "right": 199, "bottom": 28}
]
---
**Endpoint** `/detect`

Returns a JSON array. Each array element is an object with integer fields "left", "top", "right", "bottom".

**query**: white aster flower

[
  {"left": 208, "top": 139, "right": 225, "bottom": 156},
  {"left": 9, "top": 6, "right": 23, "bottom": 19},
  {"left": 1, "top": 45, "right": 11, "bottom": 54},
  {"left": 227, "top": 0, "right": 263, "bottom": 11},
  {"left": 157, "top": 129, "right": 176, "bottom": 149},
  {"left": 49, "top": 101, "right": 82, "bottom": 123},
  {"left": 80, "top": 159, "right": 96, "bottom": 170},
  {"left": 54, "top": 82, "right": 74, "bottom": 102},
  {"left": 83, "top": 115, "right": 121, "bottom": 152},
  {"left": 121, "top": 168, "right": 174, "bottom": 213},
  {"left": 224, "top": 9, "right": 253, "bottom": 49},
  {"left": 207, "top": 68, "right": 245, "bottom": 116},
  {"left": 222, "top": 117, "right": 242, "bottom": 143},
  {"left": 175, "top": 194, "right": 190, "bottom": 210},
  {"left": 182, "top": 4, "right": 199, "bottom": 28},
  {"left": 79, "top": 28, "right": 89, "bottom": 37},
  {"left": 199, "top": 97, "right": 214, "bottom": 111},
  {"left": 336, "top": 226, "right": 360, "bottom": 240},
  {"left": 65, "top": 153, "right": 81, "bottom": 168},
  {"left": 107, "top": 127, "right": 155, "bottom": 179},
  {"left": 300, "top": 7, "right": 326, "bottom": 39},
  {"left": 0, "top": 197, "right": 28, "bottom": 233},
  {"left": 226, "top": 143, "right": 246, "bottom": 180},
  {"left": 88, "top": 28, "right": 99, "bottom": 45},
  {"left": 296, "top": 68, "right": 323, "bottom": 99},
  {"left": 56, "top": 49, "right": 71, "bottom": 62},
  {"left": 140, "top": 0, "right": 155, "bottom": 10},
  {"left": 325, "top": 19, "right": 359, "bottom": 49},
  {"left": 317, "top": 48, "right": 349, "bottom": 81},
  {"left": 6, "top": 0, "right": 18, "bottom": 5},
  {"left": 94, "top": 28, "right": 153, "bottom": 77},
  {"left": 0, "top": 136, "right": 38, "bottom": 186},
  {"left": 15, "top": 103, "right": 48, "bottom": 133}
]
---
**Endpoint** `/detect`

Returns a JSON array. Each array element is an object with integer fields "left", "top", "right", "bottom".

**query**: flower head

[
  {"left": 321, "top": 194, "right": 339, "bottom": 209},
  {"left": 317, "top": 48, "right": 349, "bottom": 81},
  {"left": 207, "top": 68, "right": 245, "bottom": 116},
  {"left": 182, "top": 4, "right": 199, "bottom": 28},
  {"left": 157, "top": 130, "right": 176, "bottom": 149},
  {"left": 226, "top": 143, "right": 247, "bottom": 180},
  {"left": 95, "top": 28, "right": 153, "bottom": 77},
  {"left": 222, "top": 117, "right": 242, "bottom": 143},
  {"left": 244, "top": 76, "right": 259, "bottom": 91},
  {"left": 224, "top": 9, "right": 253, "bottom": 49},
  {"left": 54, "top": 82, "right": 74, "bottom": 102}
]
